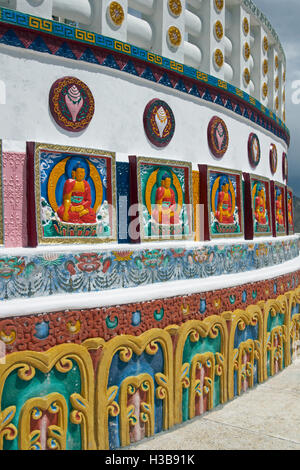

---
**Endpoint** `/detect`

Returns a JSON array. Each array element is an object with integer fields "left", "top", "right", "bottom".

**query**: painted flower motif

[
  {"left": 66, "top": 320, "right": 81, "bottom": 335},
  {"left": 193, "top": 250, "right": 214, "bottom": 264},
  {"left": 41, "top": 253, "right": 63, "bottom": 266},
  {"left": 214, "top": 298, "right": 222, "bottom": 309},
  {"left": 256, "top": 244, "right": 268, "bottom": 257},
  {"left": 230, "top": 245, "right": 245, "bottom": 260},
  {"left": 113, "top": 251, "right": 133, "bottom": 262}
]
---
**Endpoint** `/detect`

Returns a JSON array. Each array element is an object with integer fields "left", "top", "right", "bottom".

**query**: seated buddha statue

[
  {"left": 254, "top": 185, "right": 267, "bottom": 225},
  {"left": 288, "top": 195, "right": 293, "bottom": 226},
  {"left": 275, "top": 191, "right": 284, "bottom": 226},
  {"left": 152, "top": 173, "right": 180, "bottom": 225},
  {"left": 57, "top": 165, "right": 97, "bottom": 224},
  {"left": 215, "top": 177, "right": 234, "bottom": 224}
]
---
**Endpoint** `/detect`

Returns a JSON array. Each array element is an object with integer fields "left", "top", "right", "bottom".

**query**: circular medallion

[
  {"left": 263, "top": 36, "right": 269, "bottom": 53},
  {"left": 263, "top": 59, "right": 268, "bottom": 75},
  {"left": 168, "top": 0, "right": 182, "bottom": 17},
  {"left": 262, "top": 82, "right": 268, "bottom": 98},
  {"left": 108, "top": 1, "right": 124, "bottom": 26},
  {"left": 143, "top": 99, "right": 175, "bottom": 147},
  {"left": 248, "top": 133, "right": 261, "bottom": 168},
  {"left": 207, "top": 116, "right": 229, "bottom": 158},
  {"left": 243, "top": 67, "right": 250, "bottom": 85},
  {"left": 282, "top": 152, "right": 288, "bottom": 182},
  {"left": 243, "top": 17, "right": 249, "bottom": 35},
  {"left": 167, "top": 26, "right": 182, "bottom": 47},
  {"left": 244, "top": 42, "right": 250, "bottom": 60},
  {"left": 49, "top": 77, "right": 95, "bottom": 133},
  {"left": 214, "top": 48, "right": 224, "bottom": 68},
  {"left": 214, "top": 21, "right": 224, "bottom": 40},
  {"left": 269, "top": 143, "right": 278, "bottom": 175},
  {"left": 214, "top": 0, "right": 224, "bottom": 12}
]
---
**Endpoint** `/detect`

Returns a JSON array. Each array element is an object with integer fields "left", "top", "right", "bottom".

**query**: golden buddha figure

[
  {"left": 57, "top": 165, "right": 97, "bottom": 224},
  {"left": 254, "top": 184, "right": 267, "bottom": 225},
  {"left": 152, "top": 173, "right": 180, "bottom": 225},
  {"left": 215, "top": 176, "right": 234, "bottom": 224}
]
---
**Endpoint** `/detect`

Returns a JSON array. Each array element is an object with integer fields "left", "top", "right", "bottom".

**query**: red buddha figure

[
  {"left": 288, "top": 195, "right": 293, "bottom": 226},
  {"left": 254, "top": 185, "right": 267, "bottom": 225},
  {"left": 152, "top": 173, "right": 180, "bottom": 225},
  {"left": 57, "top": 165, "right": 97, "bottom": 224},
  {"left": 275, "top": 191, "right": 284, "bottom": 226},
  {"left": 215, "top": 177, "right": 234, "bottom": 224}
]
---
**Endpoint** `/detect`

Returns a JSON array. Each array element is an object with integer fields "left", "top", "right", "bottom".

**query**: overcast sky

[{"left": 254, "top": 0, "right": 300, "bottom": 196}]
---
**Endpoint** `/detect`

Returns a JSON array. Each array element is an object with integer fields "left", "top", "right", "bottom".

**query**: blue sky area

[{"left": 254, "top": 0, "right": 300, "bottom": 196}]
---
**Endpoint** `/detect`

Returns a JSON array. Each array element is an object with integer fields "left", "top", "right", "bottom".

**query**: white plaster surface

[
  {"left": 0, "top": 254, "right": 299, "bottom": 318},
  {"left": 0, "top": 234, "right": 297, "bottom": 255},
  {"left": 0, "top": 44, "right": 288, "bottom": 178},
  {"left": 128, "top": 360, "right": 300, "bottom": 450}
]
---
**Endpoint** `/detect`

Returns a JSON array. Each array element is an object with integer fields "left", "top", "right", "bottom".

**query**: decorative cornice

[
  {"left": 0, "top": 237, "right": 298, "bottom": 303},
  {"left": 242, "top": 0, "right": 286, "bottom": 64},
  {"left": 0, "top": 7, "right": 290, "bottom": 146}
]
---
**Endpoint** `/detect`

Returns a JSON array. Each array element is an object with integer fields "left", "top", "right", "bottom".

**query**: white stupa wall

[{"left": 0, "top": 45, "right": 287, "bottom": 184}]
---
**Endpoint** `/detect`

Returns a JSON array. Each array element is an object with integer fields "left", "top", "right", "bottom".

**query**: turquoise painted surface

[
  {"left": 267, "top": 312, "right": 286, "bottom": 377},
  {"left": 1, "top": 362, "right": 82, "bottom": 450},
  {"left": 182, "top": 334, "right": 221, "bottom": 422}
]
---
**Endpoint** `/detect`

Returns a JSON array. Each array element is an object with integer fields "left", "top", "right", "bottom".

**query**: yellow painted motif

[
  {"left": 226, "top": 306, "right": 263, "bottom": 399},
  {"left": 173, "top": 316, "right": 228, "bottom": 425},
  {"left": 119, "top": 374, "right": 154, "bottom": 447},
  {"left": 18, "top": 393, "right": 68, "bottom": 450},
  {"left": 92, "top": 330, "right": 173, "bottom": 450},
  {"left": 0, "top": 344, "right": 96, "bottom": 450}
]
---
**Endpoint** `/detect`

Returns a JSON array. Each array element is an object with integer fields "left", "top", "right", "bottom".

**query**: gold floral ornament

[
  {"left": 283, "top": 70, "right": 286, "bottom": 82},
  {"left": 109, "top": 1, "right": 125, "bottom": 26},
  {"left": 275, "top": 96, "right": 279, "bottom": 110},
  {"left": 244, "top": 42, "right": 250, "bottom": 60},
  {"left": 214, "top": 49, "right": 224, "bottom": 68},
  {"left": 243, "top": 17, "right": 249, "bottom": 35},
  {"left": 283, "top": 89, "right": 285, "bottom": 103},
  {"left": 275, "top": 76, "right": 279, "bottom": 90},
  {"left": 167, "top": 26, "right": 182, "bottom": 47},
  {"left": 283, "top": 110, "right": 286, "bottom": 122},
  {"left": 263, "top": 36, "right": 269, "bottom": 52},
  {"left": 214, "top": 0, "right": 224, "bottom": 12},
  {"left": 214, "top": 21, "right": 224, "bottom": 40},
  {"left": 243, "top": 67, "right": 250, "bottom": 85},
  {"left": 262, "top": 82, "right": 268, "bottom": 98},
  {"left": 168, "top": 0, "right": 182, "bottom": 17},
  {"left": 263, "top": 59, "right": 268, "bottom": 75},
  {"left": 275, "top": 55, "right": 279, "bottom": 69}
]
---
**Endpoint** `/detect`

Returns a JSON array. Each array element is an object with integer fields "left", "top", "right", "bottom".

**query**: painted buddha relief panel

[
  {"left": 274, "top": 183, "right": 286, "bottom": 236},
  {"left": 208, "top": 168, "right": 244, "bottom": 239},
  {"left": 250, "top": 176, "right": 272, "bottom": 237},
  {"left": 136, "top": 157, "right": 193, "bottom": 241},
  {"left": 29, "top": 143, "right": 116, "bottom": 244},
  {"left": 287, "top": 188, "right": 294, "bottom": 235}
]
